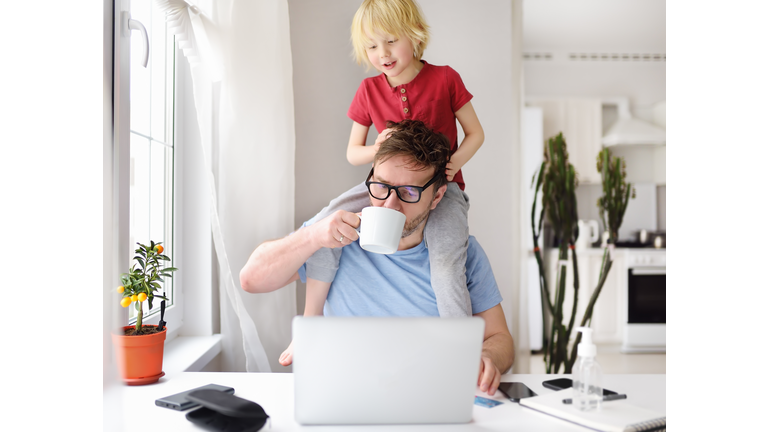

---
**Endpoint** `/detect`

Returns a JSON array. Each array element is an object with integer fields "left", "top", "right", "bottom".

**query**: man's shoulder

[
  {"left": 466, "top": 236, "right": 491, "bottom": 268},
  {"left": 467, "top": 235, "right": 483, "bottom": 254},
  {"left": 464, "top": 235, "right": 502, "bottom": 312}
]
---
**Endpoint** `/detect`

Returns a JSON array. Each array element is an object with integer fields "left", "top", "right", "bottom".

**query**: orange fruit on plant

[
  {"left": 117, "top": 286, "right": 124, "bottom": 294},
  {"left": 154, "top": 245, "right": 164, "bottom": 254},
  {"left": 138, "top": 293, "right": 147, "bottom": 302},
  {"left": 131, "top": 294, "right": 138, "bottom": 302},
  {"left": 120, "top": 297, "right": 132, "bottom": 308}
]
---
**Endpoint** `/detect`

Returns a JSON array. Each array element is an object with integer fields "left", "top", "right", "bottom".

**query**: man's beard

[
  {"left": 368, "top": 193, "right": 434, "bottom": 239},
  {"left": 401, "top": 205, "right": 430, "bottom": 238}
]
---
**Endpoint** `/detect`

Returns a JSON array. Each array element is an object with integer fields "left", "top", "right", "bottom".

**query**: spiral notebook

[{"left": 519, "top": 388, "right": 666, "bottom": 432}]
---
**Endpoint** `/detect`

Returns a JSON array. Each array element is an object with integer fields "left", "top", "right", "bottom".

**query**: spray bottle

[{"left": 573, "top": 327, "right": 603, "bottom": 411}]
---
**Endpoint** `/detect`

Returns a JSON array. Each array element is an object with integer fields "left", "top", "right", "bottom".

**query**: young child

[{"left": 280, "top": 0, "right": 484, "bottom": 366}]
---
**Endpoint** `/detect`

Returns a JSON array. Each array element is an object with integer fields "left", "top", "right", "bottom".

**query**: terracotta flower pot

[{"left": 111, "top": 325, "right": 167, "bottom": 385}]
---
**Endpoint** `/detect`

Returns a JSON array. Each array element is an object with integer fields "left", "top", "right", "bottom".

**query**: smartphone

[
  {"left": 497, "top": 382, "right": 537, "bottom": 402},
  {"left": 155, "top": 384, "right": 235, "bottom": 411},
  {"left": 542, "top": 378, "right": 617, "bottom": 396}
]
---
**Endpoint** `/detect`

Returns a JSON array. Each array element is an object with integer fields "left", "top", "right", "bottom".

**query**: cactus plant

[
  {"left": 531, "top": 135, "right": 634, "bottom": 373},
  {"left": 597, "top": 147, "right": 636, "bottom": 244},
  {"left": 563, "top": 147, "right": 635, "bottom": 370}
]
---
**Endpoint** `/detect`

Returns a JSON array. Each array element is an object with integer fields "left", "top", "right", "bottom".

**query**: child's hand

[
  {"left": 445, "top": 161, "right": 459, "bottom": 182},
  {"left": 374, "top": 127, "right": 394, "bottom": 147}
]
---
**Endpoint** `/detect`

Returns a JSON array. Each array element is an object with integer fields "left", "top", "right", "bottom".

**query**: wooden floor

[{"left": 529, "top": 344, "right": 666, "bottom": 374}]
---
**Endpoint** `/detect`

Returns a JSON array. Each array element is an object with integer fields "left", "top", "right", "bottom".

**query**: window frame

[
  {"left": 126, "top": 0, "right": 177, "bottom": 325},
  {"left": 113, "top": 0, "right": 216, "bottom": 343}
]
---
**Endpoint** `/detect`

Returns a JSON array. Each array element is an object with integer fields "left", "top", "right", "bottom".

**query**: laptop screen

[{"left": 292, "top": 316, "right": 485, "bottom": 425}]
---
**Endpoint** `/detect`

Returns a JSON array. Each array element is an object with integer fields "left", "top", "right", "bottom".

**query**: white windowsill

[{"left": 163, "top": 334, "right": 222, "bottom": 377}]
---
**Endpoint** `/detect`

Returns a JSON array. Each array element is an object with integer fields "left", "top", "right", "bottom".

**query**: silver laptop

[{"left": 292, "top": 316, "right": 485, "bottom": 425}]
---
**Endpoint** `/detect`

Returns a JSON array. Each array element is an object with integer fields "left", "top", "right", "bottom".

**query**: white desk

[{"left": 118, "top": 372, "right": 665, "bottom": 431}]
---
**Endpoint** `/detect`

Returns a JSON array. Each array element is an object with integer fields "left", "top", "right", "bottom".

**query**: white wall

[
  {"left": 289, "top": 0, "right": 372, "bottom": 229},
  {"left": 289, "top": 0, "right": 523, "bottom": 363},
  {"left": 525, "top": 61, "right": 665, "bottom": 114}
]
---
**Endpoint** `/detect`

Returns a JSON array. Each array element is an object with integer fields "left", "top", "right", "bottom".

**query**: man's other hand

[{"left": 477, "top": 355, "right": 502, "bottom": 396}]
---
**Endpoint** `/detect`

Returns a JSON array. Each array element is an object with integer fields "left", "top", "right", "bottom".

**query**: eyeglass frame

[{"left": 364, "top": 167, "right": 443, "bottom": 204}]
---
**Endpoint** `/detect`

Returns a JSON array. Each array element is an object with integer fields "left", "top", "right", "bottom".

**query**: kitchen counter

[
  {"left": 539, "top": 246, "right": 665, "bottom": 345},
  {"left": 547, "top": 247, "right": 665, "bottom": 256}
]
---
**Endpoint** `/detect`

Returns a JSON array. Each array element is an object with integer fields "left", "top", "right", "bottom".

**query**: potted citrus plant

[{"left": 111, "top": 241, "right": 177, "bottom": 385}]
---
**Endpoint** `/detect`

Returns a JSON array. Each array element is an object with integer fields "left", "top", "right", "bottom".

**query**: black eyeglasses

[{"left": 365, "top": 167, "right": 441, "bottom": 204}]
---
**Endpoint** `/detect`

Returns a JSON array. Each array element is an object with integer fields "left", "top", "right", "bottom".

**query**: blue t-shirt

[{"left": 298, "top": 235, "right": 502, "bottom": 317}]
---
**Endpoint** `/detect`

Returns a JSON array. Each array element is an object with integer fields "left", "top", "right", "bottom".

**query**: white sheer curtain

[
  {"left": 158, "top": 0, "right": 296, "bottom": 372},
  {"left": 214, "top": 0, "right": 296, "bottom": 372}
]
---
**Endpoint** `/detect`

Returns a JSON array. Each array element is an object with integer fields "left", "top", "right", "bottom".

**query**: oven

[{"left": 622, "top": 251, "right": 666, "bottom": 353}]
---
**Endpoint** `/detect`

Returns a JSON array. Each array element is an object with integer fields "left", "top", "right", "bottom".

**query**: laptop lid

[{"left": 292, "top": 316, "right": 485, "bottom": 425}]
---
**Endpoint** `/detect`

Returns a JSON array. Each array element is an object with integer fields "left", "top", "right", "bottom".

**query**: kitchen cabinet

[
  {"left": 525, "top": 98, "right": 603, "bottom": 184},
  {"left": 543, "top": 249, "right": 625, "bottom": 344}
]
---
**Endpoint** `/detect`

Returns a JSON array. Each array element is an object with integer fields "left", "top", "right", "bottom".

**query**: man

[{"left": 240, "top": 119, "right": 514, "bottom": 396}]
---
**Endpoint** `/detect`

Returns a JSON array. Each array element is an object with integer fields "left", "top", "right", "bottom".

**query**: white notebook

[{"left": 520, "top": 388, "right": 666, "bottom": 432}]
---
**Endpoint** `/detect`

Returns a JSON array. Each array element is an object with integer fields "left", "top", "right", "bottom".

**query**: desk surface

[{"left": 117, "top": 372, "right": 665, "bottom": 431}]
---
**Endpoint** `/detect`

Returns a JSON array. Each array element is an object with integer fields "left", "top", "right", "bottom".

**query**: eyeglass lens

[{"left": 368, "top": 183, "right": 421, "bottom": 203}]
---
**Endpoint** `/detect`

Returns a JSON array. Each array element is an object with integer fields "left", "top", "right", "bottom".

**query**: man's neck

[{"left": 397, "top": 220, "right": 427, "bottom": 251}]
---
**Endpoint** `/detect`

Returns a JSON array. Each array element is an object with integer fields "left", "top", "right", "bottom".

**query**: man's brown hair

[{"left": 375, "top": 119, "right": 451, "bottom": 191}]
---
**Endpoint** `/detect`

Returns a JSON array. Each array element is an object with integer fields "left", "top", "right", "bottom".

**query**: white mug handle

[{"left": 354, "top": 213, "right": 363, "bottom": 237}]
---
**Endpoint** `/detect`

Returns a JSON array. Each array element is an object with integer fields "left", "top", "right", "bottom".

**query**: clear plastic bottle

[{"left": 573, "top": 327, "right": 603, "bottom": 411}]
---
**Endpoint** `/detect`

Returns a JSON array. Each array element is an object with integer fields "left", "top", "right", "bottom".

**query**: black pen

[{"left": 562, "top": 394, "right": 627, "bottom": 404}]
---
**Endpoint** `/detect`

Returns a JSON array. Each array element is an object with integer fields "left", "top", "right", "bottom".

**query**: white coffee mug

[{"left": 356, "top": 206, "right": 406, "bottom": 254}]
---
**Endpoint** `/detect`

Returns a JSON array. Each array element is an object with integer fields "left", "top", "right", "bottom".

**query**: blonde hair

[{"left": 351, "top": 0, "right": 431, "bottom": 70}]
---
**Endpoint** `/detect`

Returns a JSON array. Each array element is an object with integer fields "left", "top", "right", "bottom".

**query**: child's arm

[
  {"left": 446, "top": 101, "right": 484, "bottom": 181},
  {"left": 303, "top": 278, "right": 332, "bottom": 316},
  {"left": 346, "top": 121, "right": 394, "bottom": 166},
  {"left": 346, "top": 122, "right": 375, "bottom": 166}
]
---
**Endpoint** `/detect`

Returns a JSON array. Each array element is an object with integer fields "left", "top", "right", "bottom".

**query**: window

[{"left": 126, "top": 1, "right": 176, "bottom": 322}]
